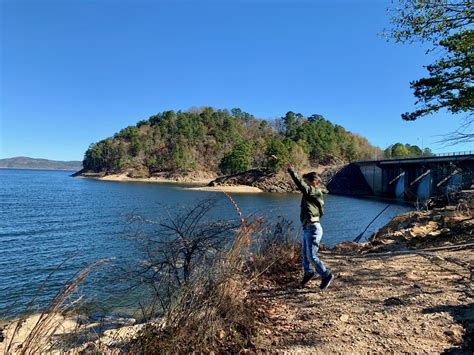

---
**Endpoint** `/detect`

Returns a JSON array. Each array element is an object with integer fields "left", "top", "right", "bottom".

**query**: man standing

[{"left": 288, "top": 166, "right": 334, "bottom": 289}]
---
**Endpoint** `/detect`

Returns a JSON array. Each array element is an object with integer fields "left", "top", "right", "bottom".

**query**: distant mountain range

[{"left": 0, "top": 157, "right": 82, "bottom": 170}]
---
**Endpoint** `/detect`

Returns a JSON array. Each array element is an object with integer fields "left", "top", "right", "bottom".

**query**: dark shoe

[
  {"left": 320, "top": 272, "right": 334, "bottom": 290},
  {"left": 301, "top": 271, "right": 315, "bottom": 286}
]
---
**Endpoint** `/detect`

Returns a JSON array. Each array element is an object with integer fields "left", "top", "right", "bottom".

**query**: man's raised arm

[{"left": 287, "top": 166, "right": 311, "bottom": 195}]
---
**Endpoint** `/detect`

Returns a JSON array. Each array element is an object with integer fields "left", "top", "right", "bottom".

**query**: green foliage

[
  {"left": 383, "top": 143, "right": 429, "bottom": 158},
  {"left": 218, "top": 141, "right": 253, "bottom": 174},
  {"left": 288, "top": 142, "right": 309, "bottom": 169},
  {"left": 83, "top": 138, "right": 126, "bottom": 173},
  {"left": 387, "top": 0, "right": 472, "bottom": 45},
  {"left": 171, "top": 138, "right": 194, "bottom": 172},
  {"left": 392, "top": 144, "right": 410, "bottom": 158},
  {"left": 284, "top": 113, "right": 381, "bottom": 162},
  {"left": 387, "top": 1, "right": 473, "bottom": 140},
  {"left": 82, "top": 107, "right": 382, "bottom": 176},
  {"left": 265, "top": 139, "right": 290, "bottom": 172},
  {"left": 402, "top": 30, "right": 473, "bottom": 121},
  {"left": 282, "top": 111, "right": 304, "bottom": 139}
]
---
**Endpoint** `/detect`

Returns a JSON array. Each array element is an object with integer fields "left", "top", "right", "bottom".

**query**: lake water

[{"left": 0, "top": 169, "right": 412, "bottom": 318}]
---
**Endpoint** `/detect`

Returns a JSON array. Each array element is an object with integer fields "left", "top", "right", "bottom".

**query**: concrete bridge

[{"left": 327, "top": 152, "right": 474, "bottom": 202}]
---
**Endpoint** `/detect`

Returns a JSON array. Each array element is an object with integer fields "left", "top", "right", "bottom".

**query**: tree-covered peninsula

[{"left": 80, "top": 107, "right": 382, "bottom": 178}]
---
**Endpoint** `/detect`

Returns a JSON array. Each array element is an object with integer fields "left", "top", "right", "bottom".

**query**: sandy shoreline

[
  {"left": 185, "top": 185, "right": 263, "bottom": 193},
  {"left": 75, "top": 174, "right": 264, "bottom": 193},
  {"left": 76, "top": 173, "right": 213, "bottom": 185}
]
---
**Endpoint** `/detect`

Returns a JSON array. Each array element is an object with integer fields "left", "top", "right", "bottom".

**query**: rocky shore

[
  {"left": 332, "top": 193, "right": 474, "bottom": 254},
  {"left": 207, "top": 164, "right": 343, "bottom": 193},
  {"left": 74, "top": 164, "right": 344, "bottom": 193}
]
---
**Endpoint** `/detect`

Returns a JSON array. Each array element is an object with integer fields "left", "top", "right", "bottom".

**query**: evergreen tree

[{"left": 219, "top": 141, "right": 253, "bottom": 174}]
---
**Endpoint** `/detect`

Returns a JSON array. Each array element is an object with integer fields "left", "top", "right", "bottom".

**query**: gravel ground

[{"left": 253, "top": 246, "right": 473, "bottom": 353}]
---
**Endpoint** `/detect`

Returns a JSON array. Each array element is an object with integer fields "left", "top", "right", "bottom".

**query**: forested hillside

[{"left": 81, "top": 107, "right": 382, "bottom": 177}]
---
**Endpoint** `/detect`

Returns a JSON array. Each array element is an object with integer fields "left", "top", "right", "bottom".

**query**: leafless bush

[
  {"left": 123, "top": 198, "right": 241, "bottom": 319},
  {"left": 119, "top": 197, "right": 270, "bottom": 352},
  {"left": 118, "top": 197, "right": 302, "bottom": 352}
]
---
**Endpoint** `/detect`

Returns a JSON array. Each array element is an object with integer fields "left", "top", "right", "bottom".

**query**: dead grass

[
  {"left": 2, "top": 259, "right": 111, "bottom": 354},
  {"left": 250, "top": 218, "right": 301, "bottom": 283}
]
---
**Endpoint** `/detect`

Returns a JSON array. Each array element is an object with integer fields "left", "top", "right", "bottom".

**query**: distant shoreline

[
  {"left": 75, "top": 173, "right": 264, "bottom": 193},
  {"left": 0, "top": 167, "right": 81, "bottom": 172}
]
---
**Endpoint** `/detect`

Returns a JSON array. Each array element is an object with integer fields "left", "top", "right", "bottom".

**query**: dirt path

[{"left": 254, "top": 249, "right": 473, "bottom": 353}]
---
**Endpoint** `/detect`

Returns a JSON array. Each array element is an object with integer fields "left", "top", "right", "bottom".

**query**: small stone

[
  {"left": 299, "top": 313, "right": 311, "bottom": 321},
  {"left": 384, "top": 296, "right": 406, "bottom": 306},
  {"left": 340, "top": 314, "right": 350, "bottom": 322}
]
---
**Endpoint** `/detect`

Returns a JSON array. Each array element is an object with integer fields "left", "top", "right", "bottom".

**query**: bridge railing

[
  {"left": 432, "top": 150, "right": 473, "bottom": 157},
  {"left": 354, "top": 150, "right": 473, "bottom": 163}
]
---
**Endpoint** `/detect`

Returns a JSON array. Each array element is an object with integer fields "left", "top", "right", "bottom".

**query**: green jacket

[{"left": 288, "top": 168, "right": 324, "bottom": 226}]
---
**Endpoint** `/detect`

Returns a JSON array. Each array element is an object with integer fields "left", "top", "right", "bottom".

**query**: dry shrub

[
  {"left": 128, "top": 219, "right": 263, "bottom": 353},
  {"left": 251, "top": 218, "right": 300, "bottom": 279},
  {"left": 124, "top": 198, "right": 301, "bottom": 352},
  {"left": 2, "top": 259, "right": 110, "bottom": 354}
]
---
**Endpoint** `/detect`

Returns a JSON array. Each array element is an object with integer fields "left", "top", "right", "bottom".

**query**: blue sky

[{"left": 1, "top": 0, "right": 472, "bottom": 161}]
